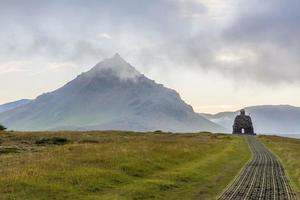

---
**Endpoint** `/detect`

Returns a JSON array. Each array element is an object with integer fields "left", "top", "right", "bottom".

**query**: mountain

[
  {"left": 0, "top": 99, "right": 31, "bottom": 113},
  {"left": 202, "top": 105, "right": 300, "bottom": 134},
  {"left": 0, "top": 54, "right": 223, "bottom": 132}
]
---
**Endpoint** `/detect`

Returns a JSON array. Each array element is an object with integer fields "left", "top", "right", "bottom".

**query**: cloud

[
  {"left": 97, "top": 33, "right": 112, "bottom": 40},
  {"left": 133, "top": 0, "right": 300, "bottom": 84},
  {"left": 0, "top": 61, "right": 31, "bottom": 75},
  {"left": 217, "top": 0, "right": 300, "bottom": 83},
  {"left": 0, "top": 0, "right": 300, "bottom": 85},
  {"left": 47, "top": 62, "right": 77, "bottom": 71}
]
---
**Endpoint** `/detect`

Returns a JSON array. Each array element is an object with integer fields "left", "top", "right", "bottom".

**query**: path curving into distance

[{"left": 218, "top": 135, "right": 297, "bottom": 200}]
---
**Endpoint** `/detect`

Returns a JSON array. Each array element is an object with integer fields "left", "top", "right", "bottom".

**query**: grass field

[
  {"left": 259, "top": 135, "right": 300, "bottom": 198},
  {"left": 0, "top": 131, "right": 250, "bottom": 200}
]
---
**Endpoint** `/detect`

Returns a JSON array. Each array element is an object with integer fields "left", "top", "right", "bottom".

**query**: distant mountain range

[
  {"left": 2, "top": 55, "right": 300, "bottom": 134},
  {"left": 0, "top": 99, "right": 31, "bottom": 113},
  {"left": 202, "top": 105, "right": 300, "bottom": 134},
  {"left": 0, "top": 54, "right": 223, "bottom": 132}
]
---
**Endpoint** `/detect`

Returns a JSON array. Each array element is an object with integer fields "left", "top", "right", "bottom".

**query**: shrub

[
  {"left": 36, "top": 137, "right": 69, "bottom": 145},
  {"left": 0, "top": 124, "right": 6, "bottom": 131}
]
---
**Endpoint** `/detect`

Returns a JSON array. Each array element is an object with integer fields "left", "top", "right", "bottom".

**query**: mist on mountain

[{"left": 0, "top": 54, "right": 223, "bottom": 132}]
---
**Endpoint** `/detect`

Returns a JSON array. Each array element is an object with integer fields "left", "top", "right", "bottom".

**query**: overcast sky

[{"left": 1, "top": 0, "right": 300, "bottom": 113}]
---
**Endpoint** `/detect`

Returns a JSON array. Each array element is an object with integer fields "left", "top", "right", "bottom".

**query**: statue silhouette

[{"left": 232, "top": 109, "right": 255, "bottom": 135}]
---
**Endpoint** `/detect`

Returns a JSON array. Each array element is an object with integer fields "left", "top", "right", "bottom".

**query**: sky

[{"left": 1, "top": 0, "right": 300, "bottom": 113}]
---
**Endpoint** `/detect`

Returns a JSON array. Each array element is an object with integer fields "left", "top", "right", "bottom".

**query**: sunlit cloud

[{"left": 96, "top": 33, "right": 112, "bottom": 40}]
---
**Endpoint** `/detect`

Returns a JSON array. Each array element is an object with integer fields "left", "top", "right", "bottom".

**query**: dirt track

[{"left": 218, "top": 135, "right": 297, "bottom": 200}]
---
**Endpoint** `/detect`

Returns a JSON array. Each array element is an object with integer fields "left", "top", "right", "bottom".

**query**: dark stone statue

[{"left": 233, "top": 109, "right": 255, "bottom": 135}]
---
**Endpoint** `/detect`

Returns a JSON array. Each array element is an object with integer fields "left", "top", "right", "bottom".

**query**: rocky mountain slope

[
  {"left": 0, "top": 99, "right": 31, "bottom": 113},
  {"left": 0, "top": 54, "right": 223, "bottom": 132}
]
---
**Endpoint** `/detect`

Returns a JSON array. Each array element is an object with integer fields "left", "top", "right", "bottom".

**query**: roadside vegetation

[
  {"left": 259, "top": 135, "right": 300, "bottom": 198},
  {"left": 0, "top": 131, "right": 250, "bottom": 200},
  {"left": 0, "top": 124, "right": 6, "bottom": 131}
]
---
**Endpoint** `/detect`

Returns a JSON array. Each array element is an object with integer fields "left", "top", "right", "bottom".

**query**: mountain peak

[
  {"left": 87, "top": 54, "right": 142, "bottom": 80},
  {"left": 0, "top": 54, "right": 223, "bottom": 133},
  {"left": 113, "top": 53, "right": 121, "bottom": 58}
]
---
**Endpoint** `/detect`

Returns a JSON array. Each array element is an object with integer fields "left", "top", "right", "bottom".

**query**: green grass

[
  {"left": 0, "top": 131, "right": 251, "bottom": 200},
  {"left": 259, "top": 135, "right": 300, "bottom": 198}
]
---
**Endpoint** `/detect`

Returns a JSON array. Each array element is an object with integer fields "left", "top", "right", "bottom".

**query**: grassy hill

[
  {"left": 0, "top": 131, "right": 250, "bottom": 200},
  {"left": 259, "top": 136, "right": 300, "bottom": 198}
]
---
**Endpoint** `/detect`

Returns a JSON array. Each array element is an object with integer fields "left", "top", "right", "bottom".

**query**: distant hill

[
  {"left": 0, "top": 54, "right": 223, "bottom": 132},
  {"left": 202, "top": 105, "right": 300, "bottom": 134},
  {"left": 0, "top": 99, "right": 31, "bottom": 113}
]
